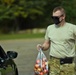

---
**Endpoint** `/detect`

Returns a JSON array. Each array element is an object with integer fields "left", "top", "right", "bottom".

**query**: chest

[{"left": 48, "top": 27, "right": 74, "bottom": 41}]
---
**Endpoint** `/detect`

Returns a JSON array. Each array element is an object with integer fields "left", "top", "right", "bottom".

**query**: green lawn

[{"left": 0, "top": 33, "right": 44, "bottom": 40}]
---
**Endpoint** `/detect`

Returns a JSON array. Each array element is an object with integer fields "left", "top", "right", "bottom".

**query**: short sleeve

[
  {"left": 73, "top": 25, "right": 76, "bottom": 39},
  {"left": 45, "top": 27, "right": 50, "bottom": 40}
]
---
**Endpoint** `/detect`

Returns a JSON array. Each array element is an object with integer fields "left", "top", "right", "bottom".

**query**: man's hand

[{"left": 37, "top": 44, "right": 43, "bottom": 51}]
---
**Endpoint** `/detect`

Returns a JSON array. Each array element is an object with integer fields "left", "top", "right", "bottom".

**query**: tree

[
  {"left": 0, "top": 0, "right": 46, "bottom": 33},
  {"left": 0, "top": 0, "right": 76, "bottom": 34},
  {"left": 61, "top": 0, "right": 76, "bottom": 24}
]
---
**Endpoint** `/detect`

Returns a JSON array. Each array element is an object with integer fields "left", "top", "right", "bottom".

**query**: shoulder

[
  {"left": 66, "top": 22, "right": 76, "bottom": 34},
  {"left": 66, "top": 22, "right": 76, "bottom": 29},
  {"left": 47, "top": 24, "right": 55, "bottom": 30},
  {"left": 66, "top": 22, "right": 76, "bottom": 27}
]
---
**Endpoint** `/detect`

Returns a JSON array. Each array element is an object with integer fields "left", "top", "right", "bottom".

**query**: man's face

[{"left": 52, "top": 10, "right": 65, "bottom": 25}]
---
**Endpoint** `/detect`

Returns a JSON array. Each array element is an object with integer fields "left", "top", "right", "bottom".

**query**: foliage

[
  {"left": 0, "top": 33, "right": 44, "bottom": 40},
  {"left": 0, "top": 0, "right": 76, "bottom": 33},
  {"left": 61, "top": 0, "right": 76, "bottom": 24},
  {"left": 0, "top": 0, "right": 47, "bottom": 33}
]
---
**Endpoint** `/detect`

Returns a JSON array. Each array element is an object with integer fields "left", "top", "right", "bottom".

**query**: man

[{"left": 37, "top": 6, "right": 76, "bottom": 75}]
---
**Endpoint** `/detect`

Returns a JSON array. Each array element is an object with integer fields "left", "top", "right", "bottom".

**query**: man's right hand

[{"left": 37, "top": 44, "right": 43, "bottom": 51}]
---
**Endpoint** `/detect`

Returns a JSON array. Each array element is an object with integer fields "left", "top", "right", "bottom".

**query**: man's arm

[{"left": 37, "top": 40, "right": 50, "bottom": 51}]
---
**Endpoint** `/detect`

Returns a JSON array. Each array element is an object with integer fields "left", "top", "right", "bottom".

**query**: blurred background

[
  {"left": 0, "top": 0, "right": 76, "bottom": 75},
  {"left": 0, "top": 0, "right": 76, "bottom": 35}
]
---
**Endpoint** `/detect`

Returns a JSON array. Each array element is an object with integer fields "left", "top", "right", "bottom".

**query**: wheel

[{"left": 15, "top": 68, "right": 18, "bottom": 75}]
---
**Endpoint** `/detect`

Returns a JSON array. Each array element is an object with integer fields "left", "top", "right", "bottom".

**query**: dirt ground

[{"left": 0, "top": 38, "right": 76, "bottom": 75}]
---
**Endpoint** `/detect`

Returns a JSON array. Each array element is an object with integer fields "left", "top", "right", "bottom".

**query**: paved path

[
  {"left": 0, "top": 38, "right": 49, "bottom": 75},
  {"left": 0, "top": 38, "right": 76, "bottom": 75}
]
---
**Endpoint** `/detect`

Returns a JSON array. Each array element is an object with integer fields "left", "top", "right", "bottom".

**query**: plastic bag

[{"left": 34, "top": 49, "right": 48, "bottom": 75}]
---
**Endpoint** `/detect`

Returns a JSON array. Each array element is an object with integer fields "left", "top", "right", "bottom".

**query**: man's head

[{"left": 52, "top": 6, "right": 66, "bottom": 25}]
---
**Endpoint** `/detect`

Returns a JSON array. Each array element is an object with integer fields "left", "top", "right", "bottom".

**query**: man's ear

[{"left": 63, "top": 14, "right": 65, "bottom": 20}]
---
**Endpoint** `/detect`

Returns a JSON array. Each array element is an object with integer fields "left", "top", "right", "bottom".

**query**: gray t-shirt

[{"left": 45, "top": 22, "right": 76, "bottom": 58}]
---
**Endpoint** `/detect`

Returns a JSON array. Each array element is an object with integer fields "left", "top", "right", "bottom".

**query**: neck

[{"left": 59, "top": 20, "right": 65, "bottom": 26}]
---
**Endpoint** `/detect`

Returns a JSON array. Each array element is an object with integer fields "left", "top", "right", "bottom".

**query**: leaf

[{"left": 28, "top": 8, "right": 43, "bottom": 15}]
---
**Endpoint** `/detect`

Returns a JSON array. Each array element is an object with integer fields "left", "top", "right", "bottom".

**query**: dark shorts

[{"left": 48, "top": 56, "right": 76, "bottom": 75}]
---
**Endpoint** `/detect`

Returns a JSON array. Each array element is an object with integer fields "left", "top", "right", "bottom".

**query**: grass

[{"left": 0, "top": 33, "right": 44, "bottom": 40}]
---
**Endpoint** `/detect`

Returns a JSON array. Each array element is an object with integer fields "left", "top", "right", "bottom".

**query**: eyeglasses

[{"left": 52, "top": 14, "right": 63, "bottom": 19}]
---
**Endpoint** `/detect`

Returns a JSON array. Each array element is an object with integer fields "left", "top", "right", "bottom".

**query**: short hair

[{"left": 53, "top": 6, "right": 66, "bottom": 15}]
